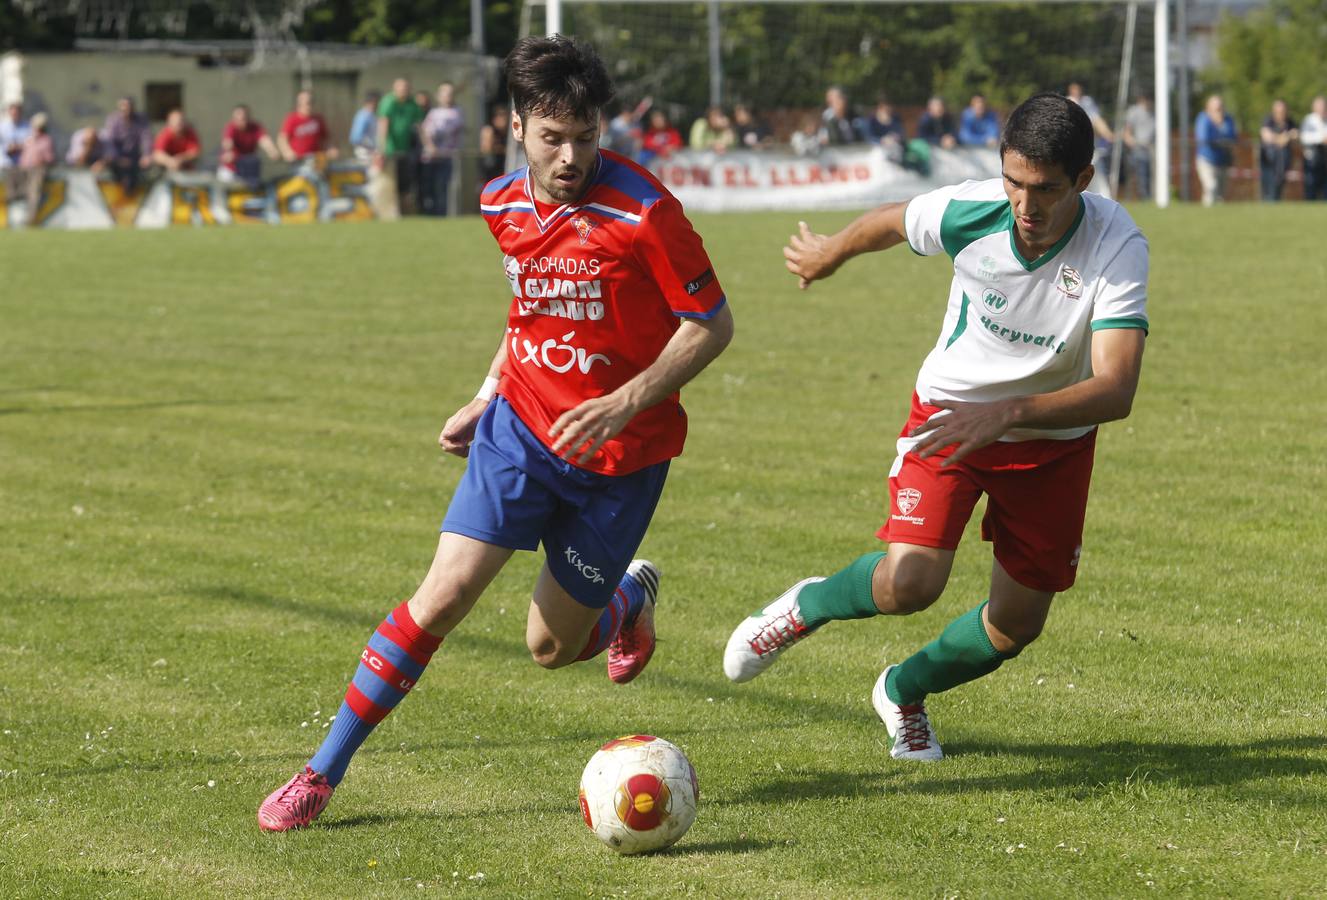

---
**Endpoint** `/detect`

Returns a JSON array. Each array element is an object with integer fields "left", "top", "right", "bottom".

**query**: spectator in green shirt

[{"left": 376, "top": 78, "right": 424, "bottom": 214}]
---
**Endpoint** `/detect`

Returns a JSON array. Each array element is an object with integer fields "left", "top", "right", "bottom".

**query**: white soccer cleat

[
  {"left": 723, "top": 577, "right": 825, "bottom": 683},
  {"left": 872, "top": 664, "right": 943, "bottom": 761}
]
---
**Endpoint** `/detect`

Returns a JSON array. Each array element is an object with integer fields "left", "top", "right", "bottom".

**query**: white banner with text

[{"left": 648, "top": 145, "right": 1002, "bottom": 212}]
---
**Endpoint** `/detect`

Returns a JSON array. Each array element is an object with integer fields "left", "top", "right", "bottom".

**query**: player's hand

[
  {"left": 439, "top": 398, "right": 490, "bottom": 457},
  {"left": 783, "top": 221, "right": 842, "bottom": 290},
  {"left": 547, "top": 393, "right": 635, "bottom": 465},
  {"left": 910, "top": 399, "right": 1018, "bottom": 467}
]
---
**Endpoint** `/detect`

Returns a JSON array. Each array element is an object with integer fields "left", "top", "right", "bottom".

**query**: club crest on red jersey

[{"left": 571, "top": 214, "right": 597, "bottom": 245}]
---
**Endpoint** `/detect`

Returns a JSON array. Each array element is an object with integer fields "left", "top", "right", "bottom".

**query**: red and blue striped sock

[
  {"left": 575, "top": 571, "right": 646, "bottom": 662},
  {"left": 308, "top": 600, "right": 443, "bottom": 786}
]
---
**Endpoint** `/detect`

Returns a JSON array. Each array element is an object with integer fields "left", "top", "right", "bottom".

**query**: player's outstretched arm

[
  {"left": 913, "top": 328, "right": 1146, "bottom": 466},
  {"left": 783, "top": 201, "right": 910, "bottom": 289},
  {"left": 439, "top": 336, "right": 508, "bottom": 458},
  {"left": 548, "top": 305, "right": 735, "bottom": 465}
]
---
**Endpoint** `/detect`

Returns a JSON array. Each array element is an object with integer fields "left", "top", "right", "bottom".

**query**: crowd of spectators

[
  {"left": 4, "top": 80, "right": 1327, "bottom": 225},
  {"left": 600, "top": 84, "right": 1327, "bottom": 205},
  {"left": 1189, "top": 92, "right": 1326, "bottom": 205},
  {"left": 0, "top": 74, "right": 476, "bottom": 224}
]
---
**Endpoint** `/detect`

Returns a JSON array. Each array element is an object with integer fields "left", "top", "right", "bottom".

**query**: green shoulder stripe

[
  {"left": 1091, "top": 316, "right": 1149, "bottom": 335},
  {"left": 940, "top": 199, "right": 1010, "bottom": 260}
]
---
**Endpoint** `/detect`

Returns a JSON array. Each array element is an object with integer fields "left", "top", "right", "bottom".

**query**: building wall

[{"left": 9, "top": 46, "right": 495, "bottom": 193}]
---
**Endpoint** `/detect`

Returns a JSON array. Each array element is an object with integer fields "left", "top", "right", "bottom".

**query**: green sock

[
  {"left": 885, "top": 601, "right": 1020, "bottom": 705},
  {"left": 795, "top": 552, "right": 885, "bottom": 629}
]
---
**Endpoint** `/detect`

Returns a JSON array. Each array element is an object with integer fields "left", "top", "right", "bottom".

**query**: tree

[
  {"left": 0, "top": 2, "right": 75, "bottom": 50},
  {"left": 1210, "top": 0, "right": 1327, "bottom": 131}
]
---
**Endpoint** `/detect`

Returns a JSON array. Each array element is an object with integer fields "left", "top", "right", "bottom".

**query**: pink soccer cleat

[
  {"left": 257, "top": 766, "right": 334, "bottom": 832},
  {"left": 607, "top": 560, "right": 660, "bottom": 685}
]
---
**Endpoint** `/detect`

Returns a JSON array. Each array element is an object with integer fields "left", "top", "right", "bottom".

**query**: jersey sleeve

[
  {"left": 903, "top": 183, "right": 963, "bottom": 256},
  {"left": 633, "top": 197, "right": 727, "bottom": 319},
  {"left": 1090, "top": 230, "right": 1150, "bottom": 334}
]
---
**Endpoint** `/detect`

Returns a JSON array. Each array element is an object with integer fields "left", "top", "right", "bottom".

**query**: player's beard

[{"left": 528, "top": 153, "right": 592, "bottom": 205}]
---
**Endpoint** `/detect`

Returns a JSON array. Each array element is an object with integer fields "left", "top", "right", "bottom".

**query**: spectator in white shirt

[
  {"left": 1301, "top": 96, "right": 1327, "bottom": 201},
  {"left": 420, "top": 82, "right": 465, "bottom": 216}
]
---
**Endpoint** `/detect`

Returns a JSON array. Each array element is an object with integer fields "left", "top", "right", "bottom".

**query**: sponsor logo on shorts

[
  {"left": 892, "top": 487, "right": 925, "bottom": 525},
  {"left": 1071, "top": 544, "right": 1081, "bottom": 567},
  {"left": 564, "top": 546, "right": 607, "bottom": 584}
]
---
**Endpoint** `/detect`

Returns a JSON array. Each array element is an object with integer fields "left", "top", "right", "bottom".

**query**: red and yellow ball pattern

[{"left": 613, "top": 773, "right": 672, "bottom": 831}]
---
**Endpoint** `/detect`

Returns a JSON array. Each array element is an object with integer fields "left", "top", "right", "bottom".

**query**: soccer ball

[{"left": 579, "top": 734, "right": 699, "bottom": 854}]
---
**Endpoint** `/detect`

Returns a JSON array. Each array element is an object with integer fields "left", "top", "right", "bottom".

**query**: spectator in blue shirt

[
  {"left": 349, "top": 91, "right": 381, "bottom": 160},
  {"left": 917, "top": 96, "right": 957, "bottom": 149},
  {"left": 0, "top": 101, "right": 31, "bottom": 172},
  {"left": 855, "top": 94, "right": 906, "bottom": 162},
  {"left": 1195, "top": 93, "right": 1237, "bottom": 206},
  {"left": 958, "top": 94, "right": 1001, "bottom": 147}
]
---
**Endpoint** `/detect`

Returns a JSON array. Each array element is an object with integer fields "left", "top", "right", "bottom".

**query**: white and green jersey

[{"left": 904, "top": 178, "right": 1149, "bottom": 441}]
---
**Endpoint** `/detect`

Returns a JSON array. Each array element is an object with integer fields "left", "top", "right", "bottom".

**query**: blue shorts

[{"left": 441, "top": 396, "right": 669, "bottom": 608}]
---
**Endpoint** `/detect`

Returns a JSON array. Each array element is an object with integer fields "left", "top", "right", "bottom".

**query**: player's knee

[
  {"left": 527, "top": 634, "right": 577, "bottom": 669},
  {"left": 874, "top": 564, "right": 946, "bottom": 615},
  {"left": 988, "top": 618, "right": 1043, "bottom": 653},
  {"left": 409, "top": 582, "right": 478, "bottom": 637}
]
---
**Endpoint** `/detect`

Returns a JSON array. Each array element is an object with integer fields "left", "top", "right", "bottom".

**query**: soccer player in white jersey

[{"left": 723, "top": 92, "right": 1148, "bottom": 761}]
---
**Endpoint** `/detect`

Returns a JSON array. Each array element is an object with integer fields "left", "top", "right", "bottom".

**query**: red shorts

[{"left": 876, "top": 393, "right": 1097, "bottom": 593}]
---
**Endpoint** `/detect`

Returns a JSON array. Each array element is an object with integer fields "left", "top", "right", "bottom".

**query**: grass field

[{"left": 2, "top": 202, "right": 1326, "bottom": 898}]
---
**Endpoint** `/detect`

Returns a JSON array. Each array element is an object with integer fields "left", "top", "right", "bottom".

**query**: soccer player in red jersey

[{"left": 258, "top": 35, "right": 733, "bottom": 832}]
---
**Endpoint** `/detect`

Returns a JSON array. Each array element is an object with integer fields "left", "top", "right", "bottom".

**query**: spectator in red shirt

[
  {"left": 641, "top": 109, "right": 682, "bottom": 165},
  {"left": 151, "top": 109, "right": 201, "bottom": 172},
  {"left": 279, "top": 90, "right": 338, "bottom": 163},
  {"left": 218, "top": 104, "right": 279, "bottom": 184}
]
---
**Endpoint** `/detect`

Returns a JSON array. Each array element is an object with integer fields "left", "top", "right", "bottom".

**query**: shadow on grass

[
  {"left": 322, "top": 811, "right": 444, "bottom": 830},
  {"left": 0, "top": 396, "right": 292, "bottom": 416},
  {"left": 197, "top": 584, "right": 386, "bottom": 629},
  {"left": 729, "top": 735, "right": 1327, "bottom": 807},
  {"left": 660, "top": 837, "right": 785, "bottom": 856}
]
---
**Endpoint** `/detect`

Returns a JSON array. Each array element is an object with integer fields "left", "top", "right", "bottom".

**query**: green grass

[{"left": 1, "top": 204, "right": 1326, "bottom": 898}]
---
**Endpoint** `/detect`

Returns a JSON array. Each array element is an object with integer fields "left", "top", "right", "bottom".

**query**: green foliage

[
  {"left": 561, "top": 2, "right": 1144, "bottom": 118},
  {"left": 300, "top": 0, "right": 517, "bottom": 52},
  {"left": 0, "top": 0, "right": 518, "bottom": 54},
  {"left": 0, "top": 1, "right": 75, "bottom": 50},
  {"left": 1210, "top": 0, "right": 1327, "bottom": 130},
  {"left": 2, "top": 205, "right": 1327, "bottom": 896}
]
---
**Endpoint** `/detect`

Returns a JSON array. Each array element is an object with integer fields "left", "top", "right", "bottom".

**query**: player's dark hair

[
  {"left": 505, "top": 35, "right": 615, "bottom": 123},
  {"left": 1000, "top": 92, "right": 1096, "bottom": 181}
]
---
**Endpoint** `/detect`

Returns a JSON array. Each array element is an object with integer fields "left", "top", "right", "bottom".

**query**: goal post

[{"left": 533, "top": 0, "right": 1172, "bottom": 206}]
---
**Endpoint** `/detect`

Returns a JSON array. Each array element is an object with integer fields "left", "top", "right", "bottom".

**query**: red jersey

[
  {"left": 153, "top": 126, "right": 199, "bottom": 166},
  {"left": 480, "top": 149, "right": 727, "bottom": 476},
  {"left": 221, "top": 120, "right": 266, "bottom": 170},
  {"left": 280, "top": 112, "right": 328, "bottom": 156},
  {"left": 643, "top": 127, "right": 683, "bottom": 158}
]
